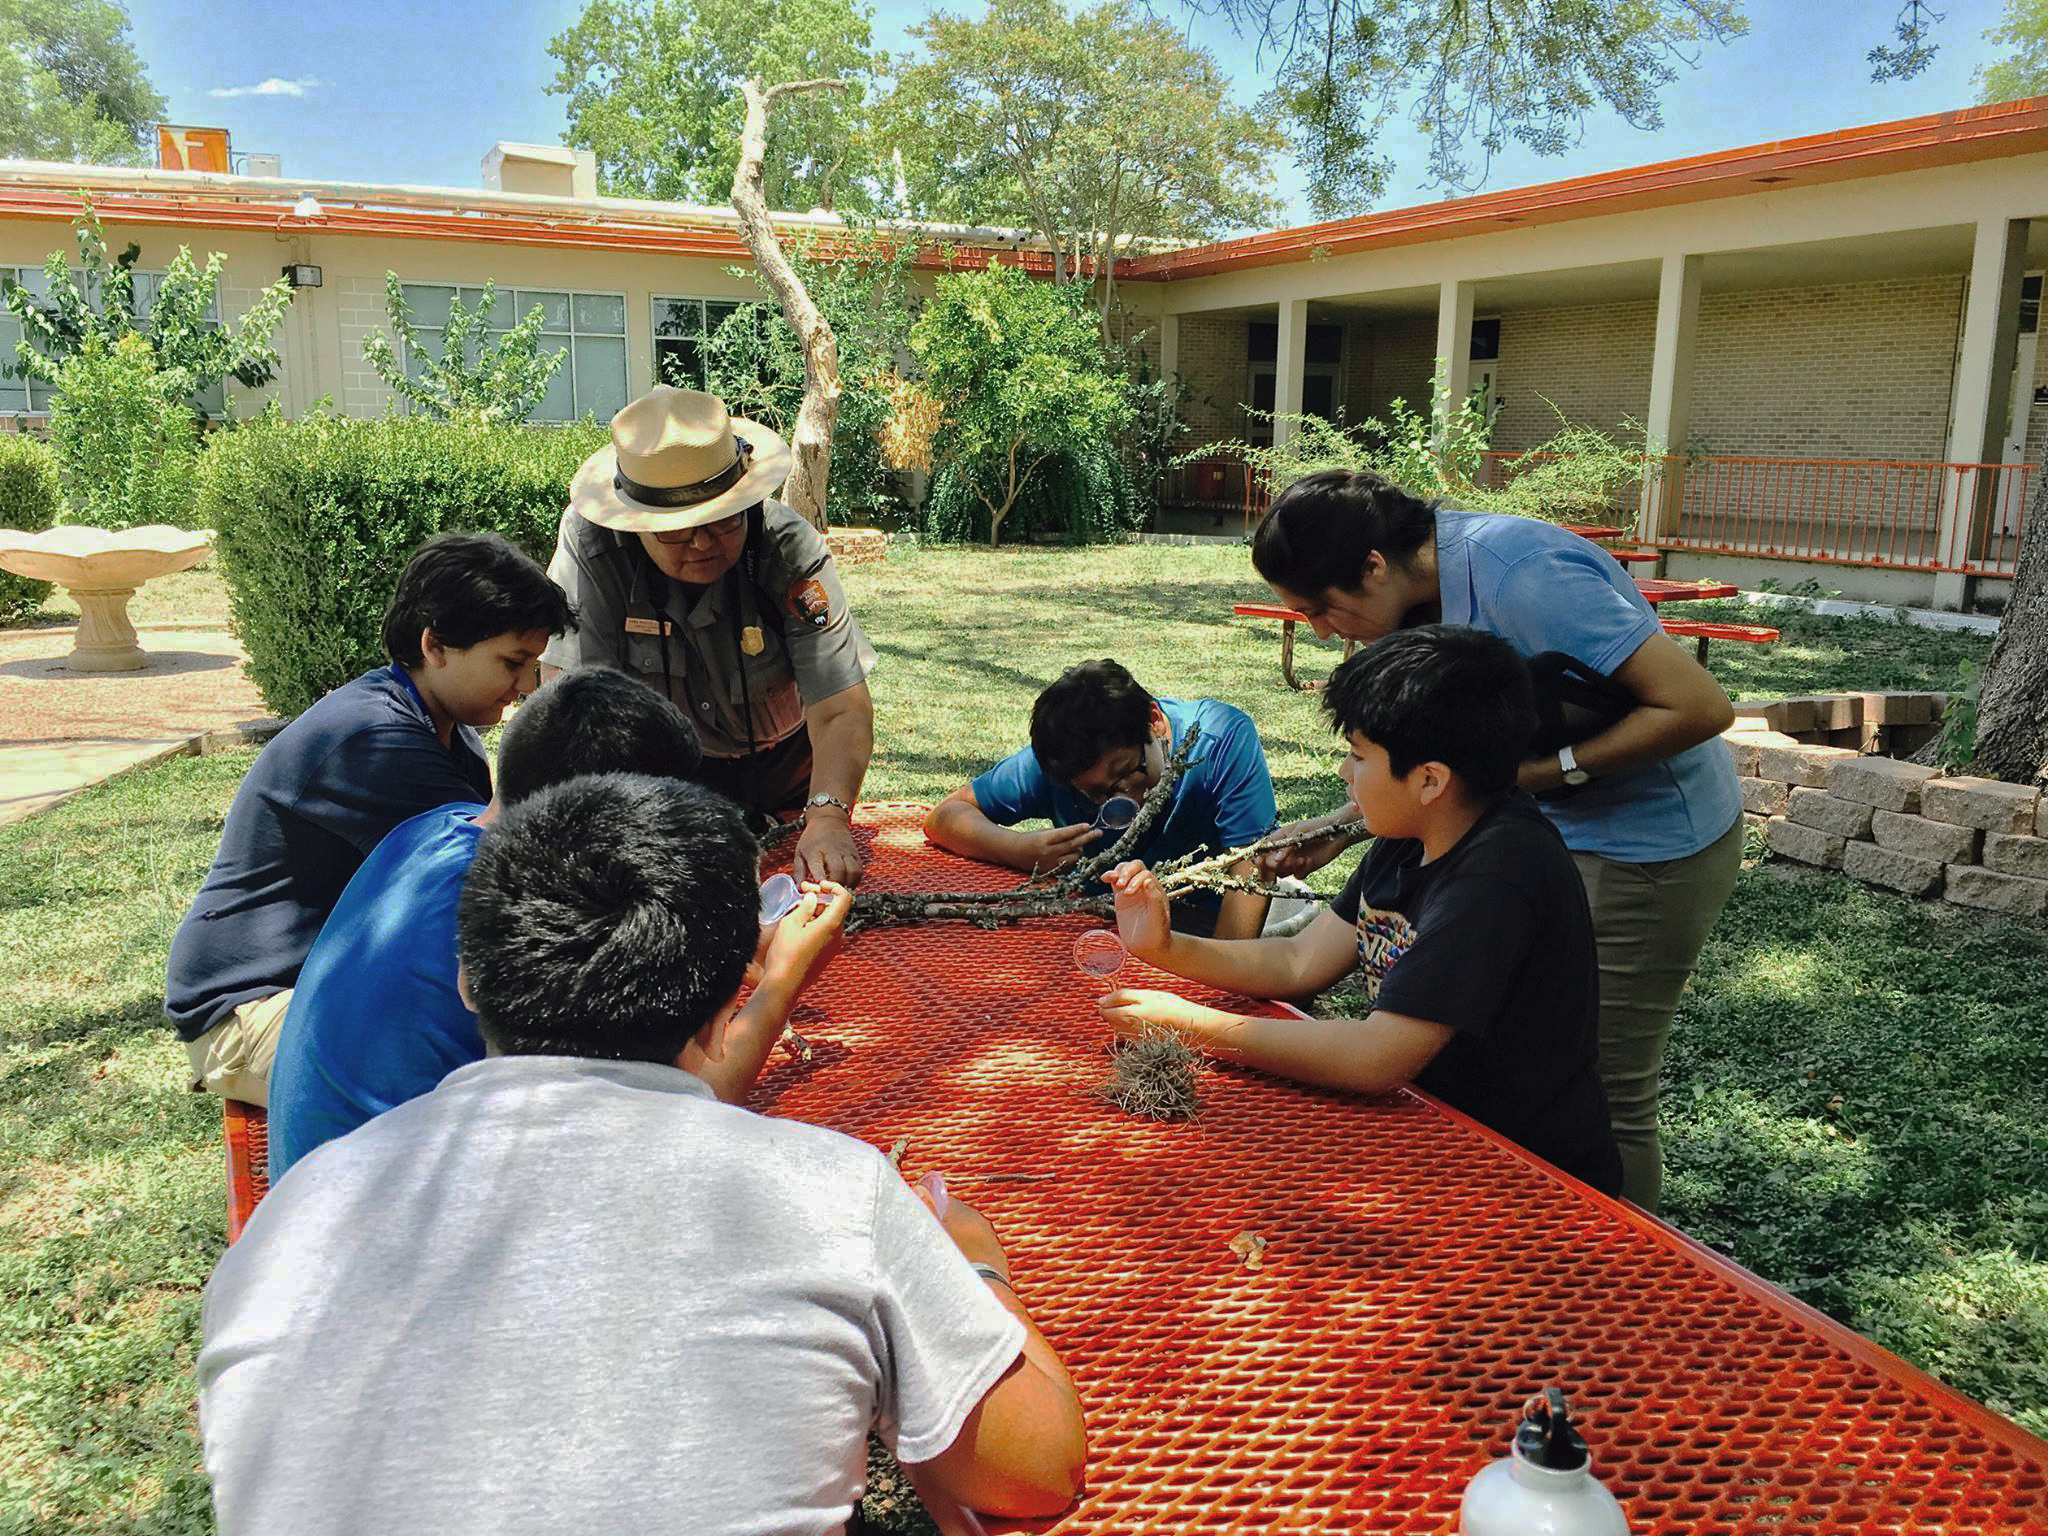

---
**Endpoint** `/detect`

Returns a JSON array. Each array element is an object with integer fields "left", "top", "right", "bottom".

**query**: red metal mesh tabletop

[
  {"left": 226, "top": 805, "right": 2048, "bottom": 1532},
  {"left": 759, "top": 807, "right": 2048, "bottom": 1533}
]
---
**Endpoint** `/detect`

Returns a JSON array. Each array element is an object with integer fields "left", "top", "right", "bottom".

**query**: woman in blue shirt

[{"left": 1251, "top": 469, "right": 1742, "bottom": 1211}]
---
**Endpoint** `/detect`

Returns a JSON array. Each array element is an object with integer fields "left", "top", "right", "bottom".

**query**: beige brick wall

[
  {"left": 1491, "top": 299, "right": 1656, "bottom": 451},
  {"left": 1361, "top": 316, "right": 1436, "bottom": 429},
  {"left": 337, "top": 275, "right": 398, "bottom": 417},
  {"left": 1177, "top": 314, "right": 1249, "bottom": 444},
  {"left": 1690, "top": 275, "right": 1964, "bottom": 460}
]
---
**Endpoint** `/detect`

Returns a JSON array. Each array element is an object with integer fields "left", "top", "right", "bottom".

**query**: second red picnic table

[{"left": 223, "top": 809, "right": 2048, "bottom": 1529}]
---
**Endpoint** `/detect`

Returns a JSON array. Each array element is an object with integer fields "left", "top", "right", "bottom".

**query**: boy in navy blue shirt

[
  {"left": 165, "top": 532, "right": 574, "bottom": 1105},
  {"left": 267, "top": 667, "right": 853, "bottom": 1173},
  {"left": 925, "top": 659, "right": 1277, "bottom": 938},
  {"left": 1098, "top": 627, "right": 1621, "bottom": 1196}
]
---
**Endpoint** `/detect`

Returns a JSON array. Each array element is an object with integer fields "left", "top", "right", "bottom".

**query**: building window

[
  {"left": 1246, "top": 319, "right": 1344, "bottom": 433},
  {"left": 0, "top": 266, "right": 224, "bottom": 417},
  {"left": 2020, "top": 274, "right": 2041, "bottom": 337},
  {"left": 1469, "top": 317, "right": 1501, "bottom": 361},
  {"left": 399, "top": 283, "right": 628, "bottom": 422},
  {"left": 653, "top": 296, "right": 747, "bottom": 390}
]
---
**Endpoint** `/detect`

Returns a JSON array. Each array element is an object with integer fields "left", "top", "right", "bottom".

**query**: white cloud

[{"left": 207, "top": 77, "right": 322, "bottom": 100}]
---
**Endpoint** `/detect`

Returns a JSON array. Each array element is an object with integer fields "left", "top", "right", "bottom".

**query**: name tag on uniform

[{"left": 624, "top": 616, "right": 675, "bottom": 637}]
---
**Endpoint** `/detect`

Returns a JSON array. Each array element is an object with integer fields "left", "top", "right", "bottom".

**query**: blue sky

[{"left": 126, "top": 0, "right": 2015, "bottom": 229}]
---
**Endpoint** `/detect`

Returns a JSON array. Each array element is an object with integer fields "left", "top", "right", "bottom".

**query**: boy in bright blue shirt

[
  {"left": 924, "top": 659, "right": 1277, "bottom": 938},
  {"left": 267, "top": 667, "right": 852, "bottom": 1174}
]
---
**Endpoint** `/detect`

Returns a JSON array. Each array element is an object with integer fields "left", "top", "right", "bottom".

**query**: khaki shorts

[{"left": 184, "top": 989, "right": 293, "bottom": 1107}]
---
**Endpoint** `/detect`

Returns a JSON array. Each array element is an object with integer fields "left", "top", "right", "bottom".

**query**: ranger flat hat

[{"left": 569, "top": 385, "right": 793, "bottom": 533}]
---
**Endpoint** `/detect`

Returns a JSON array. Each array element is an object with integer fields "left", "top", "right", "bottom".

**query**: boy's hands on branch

[
  {"left": 1026, "top": 822, "right": 1102, "bottom": 875},
  {"left": 1105, "top": 860, "right": 1171, "bottom": 958}
]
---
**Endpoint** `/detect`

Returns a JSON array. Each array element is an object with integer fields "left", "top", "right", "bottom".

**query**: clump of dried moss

[{"left": 1099, "top": 1025, "right": 1203, "bottom": 1121}]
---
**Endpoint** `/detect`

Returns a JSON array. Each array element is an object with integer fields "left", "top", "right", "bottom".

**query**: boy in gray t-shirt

[{"left": 198, "top": 775, "right": 1085, "bottom": 1535}]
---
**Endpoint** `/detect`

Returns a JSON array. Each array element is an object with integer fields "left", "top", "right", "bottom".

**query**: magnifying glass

[
  {"left": 1072, "top": 928, "right": 1128, "bottom": 984},
  {"left": 1093, "top": 795, "right": 1140, "bottom": 835},
  {"left": 758, "top": 872, "right": 801, "bottom": 925}
]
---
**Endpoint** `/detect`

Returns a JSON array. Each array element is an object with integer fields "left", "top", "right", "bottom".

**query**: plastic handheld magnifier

[
  {"left": 758, "top": 873, "right": 801, "bottom": 925},
  {"left": 1072, "top": 928, "right": 1128, "bottom": 980},
  {"left": 1093, "top": 795, "right": 1140, "bottom": 834}
]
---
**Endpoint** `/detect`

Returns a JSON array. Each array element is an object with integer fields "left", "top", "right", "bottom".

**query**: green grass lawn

[{"left": 0, "top": 543, "right": 2035, "bottom": 1532}]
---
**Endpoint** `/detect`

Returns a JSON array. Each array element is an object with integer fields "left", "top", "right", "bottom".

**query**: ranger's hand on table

[{"left": 795, "top": 811, "right": 864, "bottom": 887}]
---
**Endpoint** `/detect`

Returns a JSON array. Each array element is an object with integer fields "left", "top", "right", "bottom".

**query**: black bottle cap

[{"left": 1515, "top": 1387, "right": 1591, "bottom": 1471}]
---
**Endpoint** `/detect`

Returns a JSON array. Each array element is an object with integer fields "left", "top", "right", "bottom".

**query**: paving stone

[
  {"left": 1982, "top": 832, "right": 2048, "bottom": 882},
  {"left": 2039, "top": 798, "right": 2048, "bottom": 840},
  {"left": 1870, "top": 811, "right": 1979, "bottom": 864},
  {"left": 1919, "top": 776, "right": 2041, "bottom": 835},
  {"left": 1826, "top": 755, "right": 1940, "bottom": 812},
  {"left": 1855, "top": 691, "right": 1942, "bottom": 726},
  {"left": 1730, "top": 700, "right": 1789, "bottom": 733},
  {"left": 1741, "top": 776, "right": 1789, "bottom": 816},
  {"left": 1843, "top": 838, "right": 1944, "bottom": 897},
  {"left": 1724, "top": 735, "right": 1763, "bottom": 778},
  {"left": 1943, "top": 865, "right": 2048, "bottom": 918},
  {"left": 1758, "top": 743, "right": 1860, "bottom": 789},
  {"left": 1766, "top": 816, "right": 1846, "bottom": 869},
  {"left": 1788, "top": 787, "right": 1874, "bottom": 838}
]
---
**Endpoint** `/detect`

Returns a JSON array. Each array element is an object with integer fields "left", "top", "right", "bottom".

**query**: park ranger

[{"left": 539, "top": 386, "right": 875, "bottom": 885}]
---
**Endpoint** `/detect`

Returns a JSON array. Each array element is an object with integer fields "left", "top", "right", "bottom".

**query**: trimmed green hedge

[
  {"left": 201, "top": 413, "right": 605, "bottom": 716},
  {"left": 0, "top": 433, "right": 62, "bottom": 625}
]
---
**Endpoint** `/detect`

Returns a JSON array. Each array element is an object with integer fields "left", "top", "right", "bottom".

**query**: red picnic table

[{"left": 224, "top": 806, "right": 2048, "bottom": 1531}]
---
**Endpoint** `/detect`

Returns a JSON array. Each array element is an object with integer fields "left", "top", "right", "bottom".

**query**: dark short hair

[
  {"left": 1029, "top": 659, "right": 1155, "bottom": 785},
  {"left": 1323, "top": 625, "right": 1535, "bottom": 797},
  {"left": 458, "top": 775, "right": 758, "bottom": 1063},
  {"left": 495, "top": 667, "right": 704, "bottom": 807},
  {"left": 1251, "top": 470, "right": 1437, "bottom": 601},
  {"left": 381, "top": 531, "right": 576, "bottom": 667}
]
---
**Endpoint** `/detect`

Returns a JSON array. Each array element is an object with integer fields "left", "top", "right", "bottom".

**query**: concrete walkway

[{"left": 0, "top": 622, "right": 277, "bottom": 826}]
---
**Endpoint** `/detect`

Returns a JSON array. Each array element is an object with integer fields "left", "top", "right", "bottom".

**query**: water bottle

[{"left": 1459, "top": 1388, "right": 1629, "bottom": 1535}]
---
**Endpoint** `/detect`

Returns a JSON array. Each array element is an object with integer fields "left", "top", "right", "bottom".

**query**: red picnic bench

[
  {"left": 1660, "top": 618, "right": 1780, "bottom": 663},
  {"left": 1230, "top": 603, "right": 1356, "bottom": 690}
]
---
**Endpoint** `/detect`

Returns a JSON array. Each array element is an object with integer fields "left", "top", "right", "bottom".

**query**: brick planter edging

[{"left": 1729, "top": 693, "right": 2048, "bottom": 920}]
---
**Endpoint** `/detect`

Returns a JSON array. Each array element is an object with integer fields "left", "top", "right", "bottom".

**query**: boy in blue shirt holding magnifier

[{"left": 925, "top": 659, "right": 1278, "bottom": 938}]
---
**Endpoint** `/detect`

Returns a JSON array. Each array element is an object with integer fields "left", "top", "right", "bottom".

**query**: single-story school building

[{"left": 2, "top": 97, "right": 2045, "bottom": 609}]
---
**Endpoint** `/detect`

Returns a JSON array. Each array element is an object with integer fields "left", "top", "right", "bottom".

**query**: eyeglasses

[{"left": 656, "top": 513, "right": 747, "bottom": 548}]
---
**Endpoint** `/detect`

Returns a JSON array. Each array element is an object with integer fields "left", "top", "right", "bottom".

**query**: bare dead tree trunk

[
  {"left": 1969, "top": 473, "right": 2048, "bottom": 788},
  {"left": 732, "top": 77, "right": 847, "bottom": 533}
]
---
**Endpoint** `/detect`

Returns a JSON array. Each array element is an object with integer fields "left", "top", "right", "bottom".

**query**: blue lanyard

[{"left": 389, "top": 662, "right": 434, "bottom": 722}]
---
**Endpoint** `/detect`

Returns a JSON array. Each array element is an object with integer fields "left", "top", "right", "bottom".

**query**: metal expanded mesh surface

[
  {"left": 758, "top": 808, "right": 2048, "bottom": 1533},
  {"left": 225, "top": 805, "right": 2048, "bottom": 1531}
]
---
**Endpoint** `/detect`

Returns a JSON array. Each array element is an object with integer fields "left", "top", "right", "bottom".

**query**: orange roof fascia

[
  {"left": 0, "top": 182, "right": 1080, "bottom": 276},
  {"left": 1127, "top": 95, "right": 2048, "bottom": 281}
]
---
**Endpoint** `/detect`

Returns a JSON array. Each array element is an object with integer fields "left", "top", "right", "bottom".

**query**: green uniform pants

[{"left": 1571, "top": 816, "right": 1744, "bottom": 1212}]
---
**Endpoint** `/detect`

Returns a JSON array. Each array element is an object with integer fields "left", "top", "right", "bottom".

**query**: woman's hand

[
  {"left": 1105, "top": 860, "right": 1171, "bottom": 958},
  {"left": 1256, "top": 813, "right": 1365, "bottom": 880}
]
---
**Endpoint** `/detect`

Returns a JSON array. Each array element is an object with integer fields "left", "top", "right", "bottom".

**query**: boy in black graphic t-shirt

[{"left": 1099, "top": 625, "right": 1621, "bottom": 1196}]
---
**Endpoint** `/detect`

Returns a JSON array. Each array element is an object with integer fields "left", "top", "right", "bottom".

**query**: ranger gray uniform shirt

[
  {"left": 542, "top": 500, "right": 876, "bottom": 759},
  {"left": 198, "top": 1056, "right": 1026, "bottom": 1536}
]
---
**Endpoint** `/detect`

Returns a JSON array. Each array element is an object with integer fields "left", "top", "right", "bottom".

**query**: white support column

[
  {"left": 1433, "top": 279, "right": 1475, "bottom": 444},
  {"left": 1934, "top": 216, "right": 2030, "bottom": 608},
  {"left": 1637, "top": 253, "right": 1703, "bottom": 542},
  {"left": 1156, "top": 313, "right": 1179, "bottom": 384},
  {"left": 1272, "top": 299, "right": 1306, "bottom": 446}
]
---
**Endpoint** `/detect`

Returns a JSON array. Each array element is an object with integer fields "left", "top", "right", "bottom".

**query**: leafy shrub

[
  {"left": 922, "top": 438, "right": 1141, "bottom": 545},
  {"left": 1210, "top": 360, "right": 1652, "bottom": 526},
  {"left": 360, "top": 274, "right": 568, "bottom": 424},
  {"left": 0, "top": 432, "right": 61, "bottom": 624},
  {"left": 201, "top": 412, "right": 605, "bottom": 715},
  {"left": 46, "top": 332, "right": 199, "bottom": 529}
]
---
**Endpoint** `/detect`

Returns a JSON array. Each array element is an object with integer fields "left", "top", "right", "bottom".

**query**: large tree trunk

[
  {"left": 731, "top": 78, "right": 846, "bottom": 533},
  {"left": 1970, "top": 473, "right": 2048, "bottom": 788}
]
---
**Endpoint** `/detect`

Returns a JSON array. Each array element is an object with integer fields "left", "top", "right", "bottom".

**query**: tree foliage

[
  {"left": 1, "top": 201, "right": 294, "bottom": 400},
  {"left": 547, "top": 0, "right": 883, "bottom": 212},
  {"left": 688, "top": 228, "right": 918, "bottom": 526},
  {"left": 0, "top": 0, "right": 164, "bottom": 164},
  {"left": 360, "top": 275, "right": 568, "bottom": 424},
  {"left": 1977, "top": 0, "right": 2048, "bottom": 101},
  {"left": 882, "top": 0, "right": 1284, "bottom": 317},
  {"left": 909, "top": 262, "right": 1134, "bottom": 545},
  {"left": 46, "top": 330, "right": 199, "bottom": 529}
]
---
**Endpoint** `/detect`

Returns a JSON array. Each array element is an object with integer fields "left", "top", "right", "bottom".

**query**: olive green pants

[{"left": 1571, "top": 817, "right": 1743, "bottom": 1212}]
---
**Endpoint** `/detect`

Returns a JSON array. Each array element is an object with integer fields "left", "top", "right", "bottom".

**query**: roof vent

[{"left": 483, "top": 143, "right": 597, "bottom": 200}]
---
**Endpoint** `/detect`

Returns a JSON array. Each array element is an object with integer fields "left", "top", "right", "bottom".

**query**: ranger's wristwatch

[
  {"left": 804, "top": 792, "right": 852, "bottom": 817},
  {"left": 1557, "top": 745, "right": 1592, "bottom": 788}
]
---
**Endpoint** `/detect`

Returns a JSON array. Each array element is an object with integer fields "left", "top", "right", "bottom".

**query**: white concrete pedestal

[{"left": 0, "top": 525, "right": 213, "bottom": 672}]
